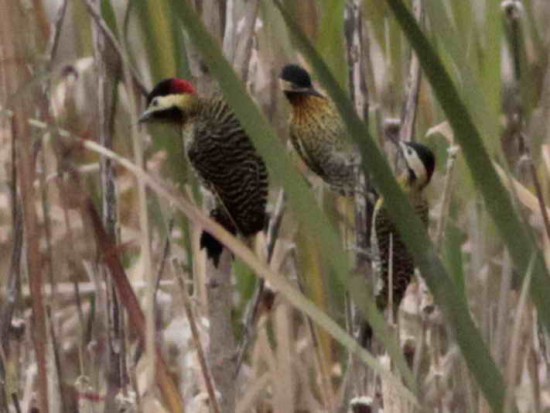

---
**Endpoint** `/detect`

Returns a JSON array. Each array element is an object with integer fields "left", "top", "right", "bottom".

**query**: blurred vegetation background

[{"left": 0, "top": 0, "right": 549, "bottom": 412}]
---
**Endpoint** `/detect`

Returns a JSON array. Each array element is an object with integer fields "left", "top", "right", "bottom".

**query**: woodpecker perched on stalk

[
  {"left": 280, "top": 64, "right": 359, "bottom": 194},
  {"left": 139, "top": 79, "right": 269, "bottom": 266},
  {"left": 364, "top": 141, "right": 435, "bottom": 346}
]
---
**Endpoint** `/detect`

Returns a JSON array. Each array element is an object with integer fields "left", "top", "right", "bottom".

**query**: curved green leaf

[
  {"left": 170, "top": 0, "right": 417, "bottom": 393},
  {"left": 274, "top": 1, "right": 513, "bottom": 412},
  {"left": 385, "top": 0, "right": 550, "bottom": 352}
]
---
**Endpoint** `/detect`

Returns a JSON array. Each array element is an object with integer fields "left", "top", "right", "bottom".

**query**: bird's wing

[{"left": 187, "top": 103, "right": 268, "bottom": 235}]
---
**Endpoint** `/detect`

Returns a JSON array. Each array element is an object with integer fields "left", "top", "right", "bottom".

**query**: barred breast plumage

[
  {"left": 280, "top": 64, "right": 358, "bottom": 195},
  {"left": 371, "top": 192, "right": 429, "bottom": 312},
  {"left": 186, "top": 97, "right": 269, "bottom": 262}
]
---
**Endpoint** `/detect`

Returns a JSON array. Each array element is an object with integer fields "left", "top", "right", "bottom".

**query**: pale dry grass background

[{"left": 0, "top": 0, "right": 549, "bottom": 412}]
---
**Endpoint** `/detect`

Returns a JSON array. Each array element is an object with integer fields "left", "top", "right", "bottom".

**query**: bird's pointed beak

[
  {"left": 138, "top": 109, "right": 154, "bottom": 123},
  {"left": 398, "top": 142, "right": 407, "bottom": 154},
  {"left": 306, "top": 88, "right": 324, "bottom": 97}
]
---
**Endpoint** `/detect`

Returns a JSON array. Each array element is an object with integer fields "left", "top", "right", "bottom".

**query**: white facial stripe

[
  {"left": 280, "top": 79, "right": 295, "bottom": 91},
  {"left": 407, "top": 152, "right": 427, "bottom": 183},
  {"left": 154, "top": 94, "right": 184, "bottom": 110}
]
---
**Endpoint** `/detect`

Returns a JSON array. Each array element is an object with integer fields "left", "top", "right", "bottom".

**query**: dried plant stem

[
  {"left": 186, "top": 0, "right": 225, "bottom": 94},
  {"left": 46, "top": 306, "right": 67, "bottom": 413},
  {"left": 88, "top": 0, "right": 124, "bottom": 401},
  {"left": 236, "top": 189, "right": 286, "bottom": 375},
  {"left": 223, "top": 0, "right": 260, "bottom": 81},
  {"left": 295, "top": 254, "right": 336, "bottom": 411},
  {"left": 184, "top": 5, "right": 237, "bottom": 409},
  {"left": 527, "top": 155, "right": 550, "bottom": 239},
  {"left": 82, "top": 0, "right": 148, "bottom": 96},
  {"left": 205, "top": 253, "right": 237, "bottom": 413},
  {"left": 45, "top": 0, "right": 68, "bottom": 64},
  {"left": 344, "top": 0, "right": 372, "bottom": 403},
  {"left": 85, "top": 199, "right": 185, "bottom": 412},
  {"left": 503, "top": 3, "right": 550, "bottom": 240},
  {"left": 0, "top": 3, "right": 49, "bottom": 411},
  {"left": 495, "top": 252, "right": 513, "bottom": 365},
  {"left": 38, "top": 142, "right": 58, "bottom": 305},
  {"left": 399, "top": 0, "right": 423, "bottom": 143},
  {"left": 0, "top": 204, "right": 23, "bottom": 351},
  {"left": 154, "top": 219, "right": 175, "bottom": 295},
  {"left": 121, "top": 44, "right": 155, "bottom": 396},
  {"left": 345, "top": 0, "right": 372, "bottom": 281},
  {"left": 174, "top": 262, "right": 221, "bottom": 413},
  {"left": 504, "top": 256, "right": 535, "bottom": 413},
  {"left": 434, "top": 145, "right": 459, "bottom": 250}
]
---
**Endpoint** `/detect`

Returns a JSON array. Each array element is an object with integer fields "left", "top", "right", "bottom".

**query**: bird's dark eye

[{"left": 151, "top": 98, "right": 159, "bottom": 107}]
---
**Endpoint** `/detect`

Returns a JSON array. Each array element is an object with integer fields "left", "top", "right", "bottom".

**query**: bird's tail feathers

[{"left": 200, "top": 208, "right": 237, "bottom": 267}]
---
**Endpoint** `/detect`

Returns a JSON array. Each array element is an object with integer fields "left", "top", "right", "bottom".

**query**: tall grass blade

[
  {"left": 169, "top": 0, "right": 417, "bottom": 392},
  {"left": 274, "top": 1, "right": 513, "bottom": 411},
  {"left": 384, "top": 0, "right": 550, "bottom": 339}
]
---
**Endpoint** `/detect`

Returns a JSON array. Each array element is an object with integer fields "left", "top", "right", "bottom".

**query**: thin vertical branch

[
  {"left": 0, "top": 3, "right": 49, "bottom": 412},
  {"left": 121, "top": 38, "right": 155, "bottom": 402},
  {"left": 82, "top": 0, "right": 147, "bottom": 96},
  {"left": 344, "top": 0, "right": 373, "bottom": 404},
  {"left": 399, "top": 0, "right": 423, "bottom": 143},
  {"left": 0, "top": 203, "right": 23, "bottom": 351},
  {"left": 502, "top": 1, "right": 550, "bottom": 240},
  {"left": 205, "top": 253, "right": 237, "bottom": 413},
  {"left": 88, "top": 0, "right": 124, "bottom": 404},
  {"left": 345, "top": 0, "right": 372, "bottom": 276},
  {"left": 45, "top": 0, "right": 68, "bottom": 66},
  {"left": 294, "top": 251, "right": 336, "bottom": 411},
  {"left": 84, "top": 197, "right": 185, "bottom": 412},
  {"left": 236, "top": 189, "right": 286, "bottom": 375},
  {"left": 223, "top": 0, "right": 260, "bottom": 81},
  {"left": 186, "top": 0, "right": 226, "bottom": 94},
  {"left": 434, "top": 145, "right": 460, "bottom": 250},
  {"left": 186, "top": 4, "right": 238, "bottom": 411},
  {"left": 174, "top": 261, "right": 221, "bottom": 413}
]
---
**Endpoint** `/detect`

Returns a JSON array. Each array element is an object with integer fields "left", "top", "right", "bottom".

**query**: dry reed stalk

[
  {"left": 84, "top": 198, "right": 185, "bottom": 412},
  {"left": 86, "top": 0, "right": 126, "bottom": 404},
  {"left": 494, "top": 251, "right": 513, "bottom": 365},
  {"left": 236, "top": 189, "right": 286, "bottom": 376},
  {"left": 183, "top": 4, "right": 239, "bottom": 411},
  {"left": 504, "top": 256, "right": 535, "bottom": 413},
  {"left": 119, "top": 39, "right": 157, "bottom": 405},
  {"left": 173, "top": 260, "right": 221, "bottom": 413},
  {"left": 344, "top": 1, "right": 374, "bottom": 405},
  {"left": 502, "top": 1, "right": 550, "bottom": 241},
  {"left": 295, "top": 254, "right": 336, "bottom": 411},
  {"left": 434, "top": 145, "right": 459, "bottom": 250},
  {"left": 0, "top": 204, "right": 23, "bottom": 352},
  {"left": 82, "top": 0, "right": 147, "bottom": 96},
  {"left": 399, "top": 0, "right": 423, "bottom": 143},
  {"left": 223, "top": 0, "right": 260, "bottom": 81},
  {"left": 205, "top": 253, "right": 237, "bottom": 413},
  {"left": 0, "top": 2, "right": 49, "bottom": 411},
  {"left": 273, "top": 302, "right": 295, "bottom": 411}
]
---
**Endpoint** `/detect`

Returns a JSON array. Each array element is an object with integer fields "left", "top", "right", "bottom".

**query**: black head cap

[
  {"left": 280, "top": 64, "right": 313, "bottom": 88},
  {"left": 407, "top": 142, "right": 436, "bottom": 183}
]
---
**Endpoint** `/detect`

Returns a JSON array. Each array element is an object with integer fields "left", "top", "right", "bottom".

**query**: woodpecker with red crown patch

[{"left": 140, "top": 79, "right": 269, "bottom": 266}]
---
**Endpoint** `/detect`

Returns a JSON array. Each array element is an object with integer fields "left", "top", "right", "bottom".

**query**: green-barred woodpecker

[
  {"left": 140, "top": 79, "right": 269, "bottom": 266},
  {"left": 364, "top": 141, "right": 435, "bottom": 346},
  {"left": 279, "top": 64, "right": 359, "bottom": 195}
]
